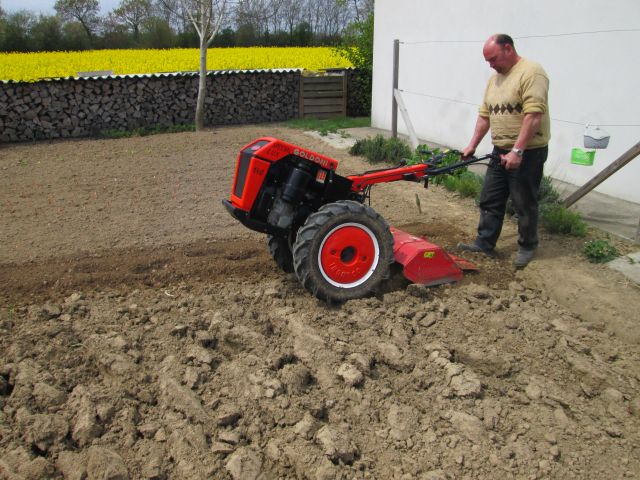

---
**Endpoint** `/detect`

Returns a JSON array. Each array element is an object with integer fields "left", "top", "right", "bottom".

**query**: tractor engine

[{"left": 223, "top": 137, "right": 355, "bottom": 236}]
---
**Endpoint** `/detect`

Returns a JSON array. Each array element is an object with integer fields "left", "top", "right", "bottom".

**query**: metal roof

[{"left": 1, "top": 68, "right": 319, "bottom": 84}]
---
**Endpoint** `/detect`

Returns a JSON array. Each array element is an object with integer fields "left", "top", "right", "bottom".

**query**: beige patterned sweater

[{"left": 479, "top": 57, "right": 550, "bottom": 149}]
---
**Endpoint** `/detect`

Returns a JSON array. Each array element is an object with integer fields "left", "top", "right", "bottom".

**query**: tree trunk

[{"left": 195, "top": 39, "right": 207, "bottom": 131}]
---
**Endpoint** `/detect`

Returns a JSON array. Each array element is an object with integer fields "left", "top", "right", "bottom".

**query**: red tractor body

[{"left": 223, "top": 137, "right": 485, "bottom": 303}]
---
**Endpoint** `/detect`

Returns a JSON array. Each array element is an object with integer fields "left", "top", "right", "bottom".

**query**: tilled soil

[{"left": 1, "top": 125, "right": 640, "bottom": 480}]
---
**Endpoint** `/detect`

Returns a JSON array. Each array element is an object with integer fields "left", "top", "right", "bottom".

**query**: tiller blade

[{"left": 390, "top": 227, "right": 478, "bottom": 286}]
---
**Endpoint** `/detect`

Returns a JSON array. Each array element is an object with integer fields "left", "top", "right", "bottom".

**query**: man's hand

[
  {"left": 462, "top": 146, "right": 476, "bottom": 158},
  {"left": 463, "top": 116, "right": 490, "bottom": 158},
  {"left": 500, "top": 151, "right": 522, "bottom": 170}
]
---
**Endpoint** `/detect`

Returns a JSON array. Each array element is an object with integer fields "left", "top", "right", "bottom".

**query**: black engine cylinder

[{"left": 282, "top": 166, "right": 312, "bottom": 203}]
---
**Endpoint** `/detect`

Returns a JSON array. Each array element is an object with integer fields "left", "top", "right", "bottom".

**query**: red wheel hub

[{"left": 319, "top": 224, "right": 379, "bottom": 286}]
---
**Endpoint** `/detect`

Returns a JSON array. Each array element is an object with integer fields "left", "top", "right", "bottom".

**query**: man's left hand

[{"left": 500, "top": 151, "right": 522, "bottom": 170}]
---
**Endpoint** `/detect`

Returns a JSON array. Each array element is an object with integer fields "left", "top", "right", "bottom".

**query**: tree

[
  {"left": 334, "top": 10, "right": 373, "bottom": 115},
  {"left": 210, "top": 26, "right": 234, "bottom": 46},
  {"left": 113, "top": 0, "right": 152, "bottom": 43},
  {"left": 1, "top": 11, "right": 35, "bottom": 52},
  {"left": 161, "top": 0, "right": 227, "bottom": 131},
  {"left": 292, "top": 21, "right": 312, "bottom": 46},
  {"left": 278, "top": 0, "right": 302, "bottom": 41},
  {"left": 344, "top": 0, "right": 373, "bottom": 23},
  {"left": 0, "top": 5, "right": 8, "bottom": 50},
  {"left": 102, "top": 12, "right": 136, "bottom": 48},
  {"left": 235, "top": 22, "right": 257, "bottom": 46},
  {"left": 31, "top": 15, "right": 66, "bottom": 51},
  {"left": 141, "top": 16, "right": 175, "bottom": 48},
  {"left": 335, "top": 11, "right": 373, "bottom": 71},
  {"left": 62, "top": 20, "right": 92, "bottom": 50},
  {"left": 54, "top": 0, "right": 101, "bottom": 45}
]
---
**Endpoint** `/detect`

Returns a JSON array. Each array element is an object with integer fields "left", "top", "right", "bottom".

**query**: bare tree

[
  {"left": 348, "top": 0, "right": 373, "bottom": 23},
  {"left": 277, "top": 0, "right": 301, "bottom": 37},
  {"left": 161, "top": 0, "right": 227, "bottom": 131},
  {"left": 54, "top": 0, "right": 101, "bottom": 43},
  {"left": 302, "top": 0, "right": 348, "bottom": 38},
  {"left": 234, "top": 0, "right": 281, "bottom": 37},
  {"left": 113, "top": 0, "right": 153, "bottom": 42}
]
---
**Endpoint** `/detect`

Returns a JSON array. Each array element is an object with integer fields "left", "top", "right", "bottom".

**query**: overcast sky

[{"left": 2, "top": 0, "right": 120, "bottom": 16}]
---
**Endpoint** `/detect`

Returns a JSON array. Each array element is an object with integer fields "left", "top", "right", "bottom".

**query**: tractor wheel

[
  {"left": 267, "top": 234, "right": 294, "bottom": 273},
  {"left": 292, "top": 200, "right": 394, "bottom": 303}
]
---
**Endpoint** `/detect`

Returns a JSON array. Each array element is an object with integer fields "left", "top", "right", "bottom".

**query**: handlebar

[
  {"left": 348, "top": 151, "right": 501, "bottom": 193},
  {"left": 425, "top": 152, "right": 499, "bottom": 175}
]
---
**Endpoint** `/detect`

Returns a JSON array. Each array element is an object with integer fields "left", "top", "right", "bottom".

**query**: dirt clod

[{"left": 1, "top": 126, "right": 640, "bottom": 479}]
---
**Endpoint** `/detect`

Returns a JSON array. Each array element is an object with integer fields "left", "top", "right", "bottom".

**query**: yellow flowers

[{"left": 0, "top": 47, "right": 353, "bottom": 83}]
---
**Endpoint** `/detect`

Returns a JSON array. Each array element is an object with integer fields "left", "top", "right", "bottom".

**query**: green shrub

[
  {"left": 454, "top": 171, "right": 485, "bottom": 198},
  {"left": 385, "top": 138, "right": 414, "bottom": 163},
  {"left": 538, "top": 175, "right": 562, "bottom": 205},
  {"left": 583, "top": 239, "right": 620, "bottom": 263},
  {"left": 439, "top": 171, "right": 483, "bottom": 198},
  {"left": 349, "top": 135, "right": 412, "bottom": 164},
  {"left": 540, "top": 204, "right": 587, "bottom": 237},
  {"left": 408, "top": 146, "right": 465, "bottom": 185},
  {"left": 441, "top": 175, "right": 458, "bottom": 192}
]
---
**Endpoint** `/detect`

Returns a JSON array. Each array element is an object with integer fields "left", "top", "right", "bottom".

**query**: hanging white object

[{"left": 583, "top": 124, "right": 610, "bottom": 149}]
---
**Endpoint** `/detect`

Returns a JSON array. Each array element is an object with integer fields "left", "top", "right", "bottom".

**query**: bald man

[{"left": 458, "top": 33, "right": 550, "bottom": 268}]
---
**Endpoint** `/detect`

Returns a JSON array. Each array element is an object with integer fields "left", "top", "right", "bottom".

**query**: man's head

[{"left": 483, "top": 34, "right": 519, "bottom": 74}]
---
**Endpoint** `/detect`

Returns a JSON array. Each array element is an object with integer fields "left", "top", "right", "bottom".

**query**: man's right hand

[{"left": 462, "top": 146, "right": 476, "bottom": 158}]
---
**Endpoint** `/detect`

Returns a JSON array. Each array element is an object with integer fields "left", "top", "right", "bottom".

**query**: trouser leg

[
  {"left": 475, "top": 152, "right": 509, "bottom": 250},
  {"left": 508, "top": 146, "right": 547, "bottom": 250}
]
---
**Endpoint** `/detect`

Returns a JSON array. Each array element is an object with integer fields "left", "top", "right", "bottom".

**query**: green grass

[{"left": 284, "top": 116, "right": 370, "bottom": 136}]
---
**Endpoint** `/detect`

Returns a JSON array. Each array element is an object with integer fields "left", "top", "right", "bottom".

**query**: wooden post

[
  {"left": 563, "top": 140, "right": 640, "bottom": 207},
  {"left": 342, "top": 73, "right": 348, "bottom": 117},
  {"left": 298, "top": 74, "right": 304, "bottom": 119},
  {"left": 393, "top": 89, "right": 419, "bottom": 149},
  {"left": 392, "top": 39, "right": 400, "bottom": 138}
]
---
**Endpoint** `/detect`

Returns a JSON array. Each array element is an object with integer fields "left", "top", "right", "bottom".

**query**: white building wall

[{"left": 371, "top": 0, "right": 640, "bottom": 203}]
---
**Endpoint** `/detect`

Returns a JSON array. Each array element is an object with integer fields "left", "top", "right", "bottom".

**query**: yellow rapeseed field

[{"left": 0, "top": 47, "right": 353, "bottom": 82}]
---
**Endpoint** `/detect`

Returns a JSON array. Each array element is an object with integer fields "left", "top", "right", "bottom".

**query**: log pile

[{"left": 0, "top": 70, "right": 301, "bottom": 142}]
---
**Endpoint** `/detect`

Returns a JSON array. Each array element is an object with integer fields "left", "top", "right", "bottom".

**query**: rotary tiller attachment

[{"left": 390, "top": 227, "right": 478, "bottom": 286}]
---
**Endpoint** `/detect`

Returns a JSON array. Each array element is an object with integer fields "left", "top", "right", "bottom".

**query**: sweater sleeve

[
  {"left": 478, "top": 79, "right": 491, "bottom": 118},
  {"left": 521, "top": 67, "right": 549, "bottom": 115}
]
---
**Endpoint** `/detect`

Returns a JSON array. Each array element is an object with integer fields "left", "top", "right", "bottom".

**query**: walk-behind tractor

[{"left": 223, "top": 137, "right": 496, "bottom": 303}]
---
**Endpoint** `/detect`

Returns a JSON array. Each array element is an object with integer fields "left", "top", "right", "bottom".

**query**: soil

[{"left": 1, "top": 125, "right": 640, "bottom": 480}]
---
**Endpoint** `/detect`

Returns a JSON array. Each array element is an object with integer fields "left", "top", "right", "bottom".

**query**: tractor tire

[
  {"left": 267, "top": 234, "right": 294, "bottom": 273},
  {"left": 292, "top": 200, "right": 394, "bottom": 303}
]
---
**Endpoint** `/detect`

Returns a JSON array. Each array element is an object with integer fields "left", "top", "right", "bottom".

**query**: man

[{"left": 458, "top": 33, "right": 550, "bottom": 268}]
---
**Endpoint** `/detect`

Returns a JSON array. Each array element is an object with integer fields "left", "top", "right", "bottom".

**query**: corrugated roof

[{"left": 1, "top": 68, "right": 316, "bottom": 84}]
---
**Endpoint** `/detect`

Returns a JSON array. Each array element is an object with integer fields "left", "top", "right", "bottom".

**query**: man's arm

[
  {"left": 501, "top": 112, "right": 543, "bottom": 169},
  {"left": 462, "top": 115, "right": 490, "bottom": 158}
]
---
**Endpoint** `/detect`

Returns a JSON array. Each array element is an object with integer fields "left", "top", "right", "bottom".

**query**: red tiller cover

[{"left": 390, "top": 227, "right": 478, "bottom": 286}]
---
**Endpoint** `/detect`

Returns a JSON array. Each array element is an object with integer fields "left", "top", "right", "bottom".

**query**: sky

[{"left": 2, "top": 0, "right": 120, "bottom": 16}]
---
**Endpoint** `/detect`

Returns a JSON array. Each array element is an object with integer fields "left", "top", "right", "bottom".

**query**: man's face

[{"left": 483, "top": 42, "right": 511, "bottom": 74}]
